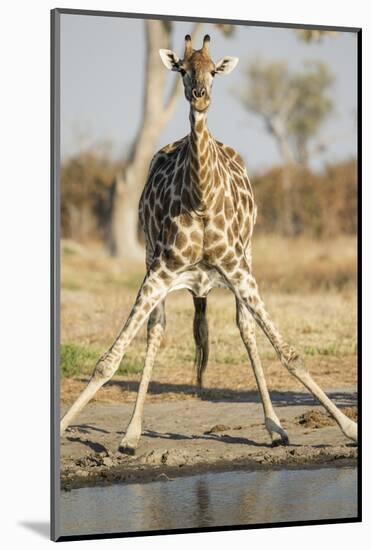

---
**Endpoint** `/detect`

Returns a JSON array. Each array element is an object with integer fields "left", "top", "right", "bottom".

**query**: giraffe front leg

[
  {"left": 118, "top": 301, "right": 166, "bottom": 454},
  {"left": 235, "top": 299, "right": 289, "bottom": 446},
  {"left": 60, "top": 269, "right": 172, "bottom": 436},
  {"left": 225, "top": 265, "right": 357, "bottom": 443}
]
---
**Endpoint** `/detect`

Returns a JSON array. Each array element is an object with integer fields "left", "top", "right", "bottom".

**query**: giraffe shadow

[
  {"left": 144, "top": 429, "right": 193, "bottom": 441},
  {"left": 66, "top": 423, "right": 110, "bottom": 434},
  {"left": 143, "top": 429, "right": 294, "bottom": 448},
  {"left": 95, "top": 378, "right": 357, "bottom": 408},
  {"left": 66, "top": 436, "right": 108, "bottom": 454}
]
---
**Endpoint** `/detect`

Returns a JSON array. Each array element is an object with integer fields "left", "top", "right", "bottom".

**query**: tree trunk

[
  {"left": 109, "top": 175, "right": 144, "bottom": 260},
  {"left": 110, "top": 21, "right": 183, "bottom": 261},
  {"left": 275, "top": 127, "right": 296, "bottom": 237}
]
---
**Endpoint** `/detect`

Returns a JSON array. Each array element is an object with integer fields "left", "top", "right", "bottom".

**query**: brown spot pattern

[{"left": 138, "top": 119, "right": 256, "bottom": 281}]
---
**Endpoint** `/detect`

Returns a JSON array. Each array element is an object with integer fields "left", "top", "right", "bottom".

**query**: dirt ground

[{"left": 60, "top": 389, "right": 357, "bottom": 489}]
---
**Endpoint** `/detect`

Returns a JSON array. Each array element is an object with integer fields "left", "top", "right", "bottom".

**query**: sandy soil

[{"left": 60, "top": 388, "right": 357, "bottom": 490}]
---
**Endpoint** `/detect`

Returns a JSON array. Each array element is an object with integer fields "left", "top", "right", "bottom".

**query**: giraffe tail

[{"left": 193, "top": 297, "right": 209, "bottom": 389}]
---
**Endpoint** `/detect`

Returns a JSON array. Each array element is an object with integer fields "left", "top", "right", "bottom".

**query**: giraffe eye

[{"left": 211, "top": 70, "right": 216, "bottom": 77}]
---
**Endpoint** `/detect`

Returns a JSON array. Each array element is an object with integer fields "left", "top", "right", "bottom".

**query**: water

[{"left": 60, "top": 467, "right": 357, "bottom": 537}]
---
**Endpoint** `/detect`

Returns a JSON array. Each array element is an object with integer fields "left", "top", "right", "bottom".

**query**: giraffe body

[
  {"left": 60, "top": 34, "right": 357, "bottom": 452},
  {"left": 139, "top": 129, "right": 255, "bottom": 295}
]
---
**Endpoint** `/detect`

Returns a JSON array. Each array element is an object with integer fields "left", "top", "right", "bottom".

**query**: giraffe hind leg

[
  {"left": 118, "top": 301, "right": 166, "bottom": 454},
  {"left": 236, "top": 299, "right": 289, "bottom": 446}
]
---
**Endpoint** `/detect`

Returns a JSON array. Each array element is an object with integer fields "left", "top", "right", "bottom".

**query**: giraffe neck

[{"left": 188, "top": 108, "right": 213, "bottom": 211}]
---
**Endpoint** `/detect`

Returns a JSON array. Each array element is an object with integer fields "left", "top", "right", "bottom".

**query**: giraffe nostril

[{"left": 192, "top": 88, "right": 206, "bottom": 99}]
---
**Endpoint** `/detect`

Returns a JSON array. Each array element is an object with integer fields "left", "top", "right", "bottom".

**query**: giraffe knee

[
  {"left": 148, "top": 323, "right": 165, "bottom": 344},
  {"left": 286, "top": 352, "right": 307, "bottom": 376},
  {"left": 148, "top": 302, "right": 166, "bottom": 333},
  {"left": 93, "top": 352, "right": 120, "bottom": 381},
  {"left": 237, "top": 323, "right": 257, "bottom": 355}
]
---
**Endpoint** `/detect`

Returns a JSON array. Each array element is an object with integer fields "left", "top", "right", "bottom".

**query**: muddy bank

[
  {"left": 62, "top": 451, "right": 357, "bottom": 491},
  {"left": 60, "top": 389, "right": 357, "bottom": 490}
]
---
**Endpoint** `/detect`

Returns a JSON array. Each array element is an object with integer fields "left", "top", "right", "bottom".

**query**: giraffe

[{"left": 60, "top": 34, "right": 357, "bottom": 453}]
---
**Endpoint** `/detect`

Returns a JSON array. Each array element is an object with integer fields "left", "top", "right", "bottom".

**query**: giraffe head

[{"left": 159, "top": 35, "right": 239, "bottom": 112}]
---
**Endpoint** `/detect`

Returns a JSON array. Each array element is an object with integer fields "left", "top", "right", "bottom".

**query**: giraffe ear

[
  {"left": 159, "top": 49, "right": 182, "bottom": 71},
  {"left": 215, "top": 56, "right": 239, "bottom": 75}
]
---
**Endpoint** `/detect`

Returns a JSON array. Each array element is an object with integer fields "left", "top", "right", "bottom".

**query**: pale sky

[{"left": 60, "top": 13, "right": 357, "bottom": 172}]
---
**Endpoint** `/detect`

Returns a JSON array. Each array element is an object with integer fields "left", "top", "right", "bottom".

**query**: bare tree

[
  {"left": 288, "top": 63, "right": 333, "bottom": 165},
  {"left": 110, "top": 20, "right": 193, "bottom": 260},
  {"left": 236, "top": 59, "right": 333, "bottom": 235}
]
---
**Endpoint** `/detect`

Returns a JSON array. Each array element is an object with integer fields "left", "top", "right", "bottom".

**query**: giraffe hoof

[
  {"left": 118, "top": 444, "right": 137, "bottom": 456},
  {"left": 271, "top": 433, "right": 290, "bottom": 447},
  {"left": 266, "top": 418, "right": 290, "bottom": 447}
]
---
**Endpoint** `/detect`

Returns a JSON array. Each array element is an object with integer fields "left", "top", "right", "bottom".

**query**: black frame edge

[
  {"left": 53, "top": 7, "right": 361, "bottom": 33},
  {"left": 356, "top": 27, "right": 362, "bottom": 523},
  {"left": 51, "top": 7, "right": 61, "bottom": 543},
  {"left": 56, "top": 516, "right": 361, "bottom": 543}
]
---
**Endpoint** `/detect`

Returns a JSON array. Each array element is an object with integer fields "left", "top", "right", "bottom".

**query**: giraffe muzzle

[
  {"left": 191, "top": 92, "right": 210, "bottom": 112},
  {"left": 192, "top": 87, "right": 206, "bottom": 99}
]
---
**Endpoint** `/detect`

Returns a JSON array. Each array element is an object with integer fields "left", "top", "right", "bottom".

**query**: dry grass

[{"left": 60, "top": 235, "right": 357, "bottom": 405}]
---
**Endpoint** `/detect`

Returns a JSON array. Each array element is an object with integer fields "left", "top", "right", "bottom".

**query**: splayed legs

[
  {"left": 224, "top": 265, "right": 357, "bottom": 443},
  {"left": 236, "top": 299, "right": 289, "bottom": 446},
  {"left": 118, "top": 301, "right": 166, "bottom": 453},
  {"left": 60, "top": 270, "right": 172, "bottom": 435}
]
